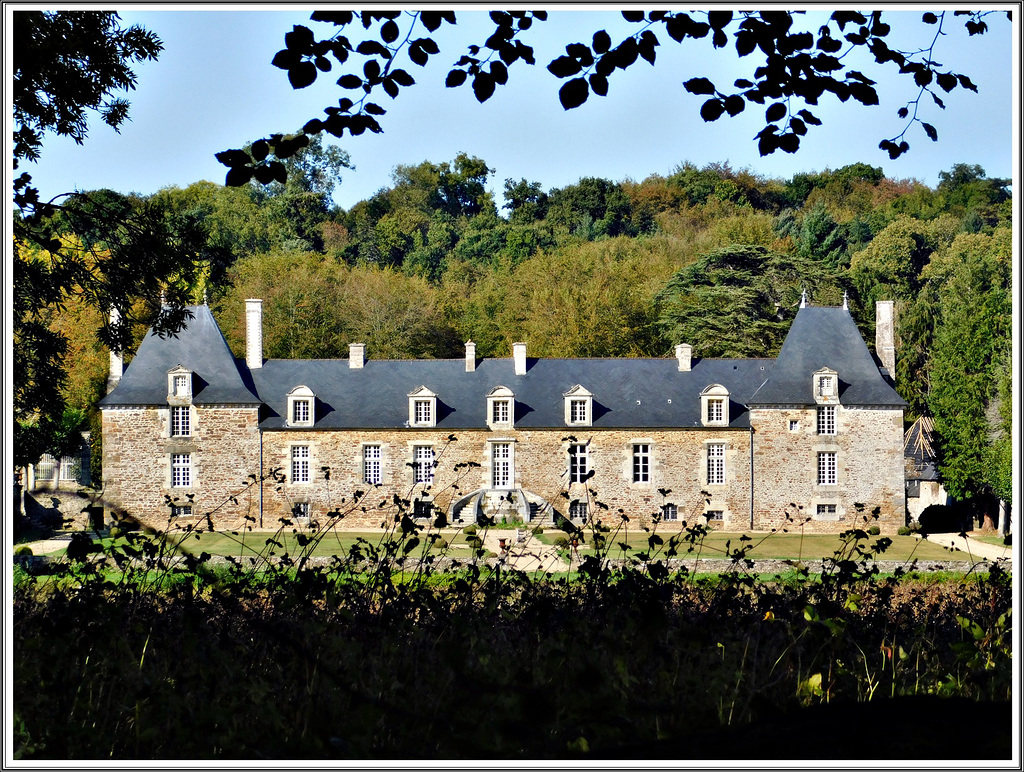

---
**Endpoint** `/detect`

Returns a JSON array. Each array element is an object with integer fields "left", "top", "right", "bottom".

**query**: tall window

[
  {"left": 414, "top": 399, "right": 433, "bottom": 425},
  {"left": 171, "top": 453, "right": 191, "bottom": 487},
  {"left": 817, "top": 451, "right": 837, "bottom": 485},
  {"left": 817, "top": 405, "right": 836, "bottom": 435},
  {"left": 707, "top": 443, "right": 725, "bottom": 485},
  {"left": 363, "top": 445, "right": 382, "bottom": 485},
  {"left": 171, "top": 406, "right": 191, "bottom": 437},
  {"left": 292, "top": 399, "right": 310, "bottom": 424},
  {"left": 413, "top": 445, "right": 434, "bottom": 484},
  {"left": 491, "top": 442, "right": 512, "bottom": 488},
  {"left": 291, "top": 445, "right": 310, "bottom": 484},
  {"left": 570, "top": 399, "right": 588, "bottom": 424},
  {"left": 706, "top": 398, "right": 725, "bottom": 424},
  {"left": 632, "top": 444, "right": 650, "bottom": 483},
  {"left": 568, "top": 443, "right": 589, "bottom": 483}
]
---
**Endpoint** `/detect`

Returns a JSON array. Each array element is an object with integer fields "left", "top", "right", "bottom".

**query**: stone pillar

[
  {"left": 107, "top": 307, "right": 123, "bottom": 394},
  {"left": 513, "top": 342, "right": 527, "bottom": 375},
  {"left": 875, "top": 300, "right": 896, "bottom": 382},
  {"left": 245, "top": 299, "right": 264, "bottom": 369},
  {"left": 349, "top": 343, "right": 365, "bottom": 369},
  {"left": 675, "top": 343, "right": 692, "bottom": 372}
]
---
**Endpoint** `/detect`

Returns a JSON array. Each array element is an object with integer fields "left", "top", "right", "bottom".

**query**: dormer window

[
  {"left": 167, "top": 366, "right": 192, "bottom": 402},
  {"left": 486, "top": 386, "right": 515, "bottom": 429},
  {"left": 286, "top": 385, "right": 315, "bottom": 427},
  {"left": 700, "top": 384, "right": 730, "bottom": 427},
  {"left": 813, "top": 367, "right": 839, "bottom": 405},
  {"left": 408, "top": 386, "right": 437, "bottom": 428},
  {"left": 563, "top": 385, "right": 593, "bottom": 427}
]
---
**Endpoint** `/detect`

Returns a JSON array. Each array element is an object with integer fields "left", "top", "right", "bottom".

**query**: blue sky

[{"left": 17, "top": 6, "right": 1018, "bottom": 211}]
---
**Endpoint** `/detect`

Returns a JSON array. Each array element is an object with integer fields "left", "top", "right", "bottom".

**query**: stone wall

[
  {"left": 750, "top": 405, "right": 906, "bottom": 533},
  {"left": 258, "top": 427, "right": 754, "bottom": 531},
  {"left": 101, "top": 406, "right": 260, "bottom": 530}
]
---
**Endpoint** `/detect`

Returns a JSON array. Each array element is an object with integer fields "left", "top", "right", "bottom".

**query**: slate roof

[
  {"left": 101, "top": 303, "right": 904, "bottom": 426},
  {"left": 251, "top": 356, "right": 773, "bottom": 431},
  {"left": 100, "top": 305, "right": 259, "bottom": 407},
  {"left": 748, "top": 307, "right": 906, "bottom": 407}
]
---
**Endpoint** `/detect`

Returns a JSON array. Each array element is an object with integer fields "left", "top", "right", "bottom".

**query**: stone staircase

[{"left": 450, "top": 488, "right": 556, "bottom": 527}]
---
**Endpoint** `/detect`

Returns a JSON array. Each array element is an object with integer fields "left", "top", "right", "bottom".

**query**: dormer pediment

[
  {"left": 287, "top": 385, "right": 315, "bottom": 427},
  {"left": 564, "top": 385, "right": 593, "bottom": 427},
  {"left": 813, "top": 367, "right": 840, "bottom": 405},
  {"left": 487, "top": 386, "right": 515, "bottom": 429},
  {"left": 167, "top": 365, "right": 193, "bottom": 404},
  {"left": 701, "top": 384, "right": 730, "bottom": 426},
  {"left": 408, "top": 386, "right": 437, "bottom": 427}
]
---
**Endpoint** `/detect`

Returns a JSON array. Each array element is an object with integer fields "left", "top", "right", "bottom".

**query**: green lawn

[
  {"left": 968, "top": 533, "right": 1010, "bottom": 548},
  {"left": 534, "top": 529, "right": 968, "bottom": 563},
  {"left": 18, "top": 525, "right": 974, "bottom": 564}
]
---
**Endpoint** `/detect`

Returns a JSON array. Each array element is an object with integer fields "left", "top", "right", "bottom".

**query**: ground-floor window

[
  {"left": 363, "top": 444, "right": 382, "bottom": 485},
  {"left": 817, "top": 451, "right": 837, "bottom": 486},
  {"left": 661, "top": 502, "right": 678, "bottom": 521},
  {"left": 707, "top": 443, "right": 725, "bottom": 485},
  {"left": 569, "top": 500, "right": 588, "bottom": 522},
  {"left": 291, "top": 445, "right": 310, "bottom": 484}
]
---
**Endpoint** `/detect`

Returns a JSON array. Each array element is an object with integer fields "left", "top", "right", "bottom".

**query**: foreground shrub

[{"left": 12, "top": 512, "right": 1013, "bottom": 760}]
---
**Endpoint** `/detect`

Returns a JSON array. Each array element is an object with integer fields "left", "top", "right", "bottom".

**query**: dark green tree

[
  {"left": 12, "top": 11, "right": 212, "bottom": 465},
  {"left": 656, "top": 244, "right": 846, "bottom": 357}
]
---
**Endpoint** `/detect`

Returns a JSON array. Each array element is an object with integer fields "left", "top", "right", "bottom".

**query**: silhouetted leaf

[{"left": 559, "top": 77, "right": 589, "bottom": 109}]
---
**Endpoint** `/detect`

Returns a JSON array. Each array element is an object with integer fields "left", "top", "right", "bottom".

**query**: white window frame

[
  {"left": 168, "top": 366, "right": 192, "bottom": 400},
  {"left": 413, "top": 445, "right": 435, "bottom": 485},
  {"left": 789, "top": 419, "right": 800, "bottom": 432},
  {"left": 408, "top": 386, "right": 438, "bottom": 428},
  {"left": 817, "top": 451, "right": 837, "bottom": 486},
  {"left": 293, "top": 501, "right": 311, "bottom": 521},
  {"left": 491, "top": 441, "right": 514, "bottom": 489},
  {"left": 171, "top": 504, "right": 194, "bottom": 518},
  {"left": 171, "top": 453, "right": 192, "bottom": 488},
  {"left": 813, "top": 367, "right": 840, "bottom": 405},
  {"left": 291, "top": 445, "right": 311, "bottom": 484},
  {"left": 632, "top": 443, "right": 651, "bottom": 483},
  {"left": 817, "top": 405, "right": 836, "bottom": 436},
  {"left": 706, "top": 509, "right": 724, "bottom": 522},
  {"left": 563, "top": 385, "right": 593, "bottom": 427},
  {"left": 568, "top": 443, "right": 589, "bottom": 484},
  {"left": 706, "top": 442, "right": 726, "bottom": 486},
  {"left": 486, "top": 386, "right": 515, "bottom": 429},
  {"left": 286, "top": 385, "right": 316, "bottom": 428},
  {"left": 661, "top": 502, "right": 678, "bottom": 521},
  {"left": 363, "top": 444, "right": 382, "bottom": 485},
  {"left": 171, "top": 405, "right": 191, "bottom": 437},
  {"left": 700, "top": 384, "right": 730, "bottom": 427}
]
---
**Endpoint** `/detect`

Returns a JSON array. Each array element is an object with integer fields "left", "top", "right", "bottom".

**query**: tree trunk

[{"left": 997, "top": 499, "right": 1010, "bottom": 536}]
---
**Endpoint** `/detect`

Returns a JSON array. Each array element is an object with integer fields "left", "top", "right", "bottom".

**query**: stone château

[{"left": 100, "top": 298, "right": 907, "bottom": 533}]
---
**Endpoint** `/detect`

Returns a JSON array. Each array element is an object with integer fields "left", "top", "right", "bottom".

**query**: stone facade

[
  {"left": 99, "top": 301, "right": 908, "bottom": 534},
  {"left": 102, "top": 406, "right": 260, "bottom": 528}
]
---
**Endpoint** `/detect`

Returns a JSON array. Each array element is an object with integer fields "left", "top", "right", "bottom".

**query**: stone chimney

[
  {"left": 513, "top": 342, "right": 527, "bottom": 375},
  {"left": 875, "top": 300, "right": 896, "bottom": 381},
  {"left": 675, "top": 343, "right": 692, "bottom": 372},
  {"left": 465, "top": 341, "right": 476, "bottom": 372},
  {"left": 107, "top": 306, "right": 123, "bottom": 394},
  {"left": 349, "top": 343, "right": 365, "bottom": 369},
  {"left": 245, "top": 299, "right": 263, "bottom": 370}
]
